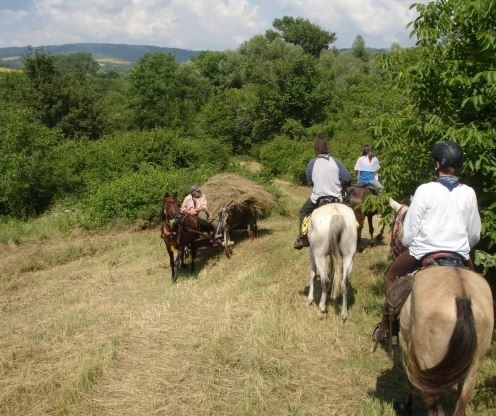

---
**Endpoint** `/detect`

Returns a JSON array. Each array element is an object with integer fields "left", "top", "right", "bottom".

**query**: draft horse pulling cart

[{"left": 160, "top": 193, "right": 233, "bottom": 283}]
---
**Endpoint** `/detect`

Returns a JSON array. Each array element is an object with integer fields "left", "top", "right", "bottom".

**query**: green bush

[
  {"left": 259, "top": 136, "right": 313, "bottom": 182},
  {"left": 83, "top": 165, "right": 216, "bottom": 226},
  {"left": 0, "top": 103, "right": 62, "bottom": 217},
  {"left": 54, "top": 129, "right": 231, "bottom": 195}
]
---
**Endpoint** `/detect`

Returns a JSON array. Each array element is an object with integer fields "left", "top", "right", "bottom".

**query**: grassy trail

[{"left": 1, "top": 181, "right": 495, "bottom": 415}]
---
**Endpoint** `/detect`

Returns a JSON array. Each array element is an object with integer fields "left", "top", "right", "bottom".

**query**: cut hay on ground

[{"left": 201, "top": 173, "right": 275, "bottom": 218}]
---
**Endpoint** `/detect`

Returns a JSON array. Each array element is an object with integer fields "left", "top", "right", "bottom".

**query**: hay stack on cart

[{"left": 202, "top": 173, "right": 275, "bottom": 238}]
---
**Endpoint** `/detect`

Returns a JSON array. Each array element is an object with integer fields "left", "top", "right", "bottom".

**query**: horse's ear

[{"left": 389, "top": 198, "right": 402, "bottom": 213}]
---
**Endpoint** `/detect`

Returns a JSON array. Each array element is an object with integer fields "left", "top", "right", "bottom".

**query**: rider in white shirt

[
  {"left": 374, "top": 140, "right": 480, "bottom": 345},
  {"left": 354, "top": 144, "right": 383, "bottom": 192}
]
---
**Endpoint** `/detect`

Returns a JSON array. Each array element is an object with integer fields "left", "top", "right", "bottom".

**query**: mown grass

[{"left": 0, "top": 181, "right": 495, "bottom": 415}]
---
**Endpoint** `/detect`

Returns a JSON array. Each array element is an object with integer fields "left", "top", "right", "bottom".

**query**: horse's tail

[
  {"left": 329, "top": 215, "right": 345, "bottom": 299},
  {"left": 405, "top": 296, "right": 477, "bottom": 396}
]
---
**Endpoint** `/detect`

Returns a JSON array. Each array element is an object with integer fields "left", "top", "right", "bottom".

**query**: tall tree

[
  {"left": 129, "top": 53, "right": 211, "bottom": 130},
  {"left": 22, "top": 49, "right": 105, "bottom": 139},
  {"left": 375, "top": 0, "right": 496, "bottom": 275},
  {"left": 266, "top": 16, "right": 336, "bottom": 57},
  {"left": 352, "top": 35, "right": 369, "bottom": 62}
]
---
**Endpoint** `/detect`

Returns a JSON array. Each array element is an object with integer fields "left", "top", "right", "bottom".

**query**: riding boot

[
  {"left": 372, "top": 309, "right": 389, "bottom": 344},
  {"left": 372, "top": 304, "right": 399, "bottom": 346}
]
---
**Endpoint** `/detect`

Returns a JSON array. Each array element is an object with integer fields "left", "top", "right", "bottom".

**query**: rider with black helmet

[{"left": 373, "top": 140, "right": 481, "bottom": 346}]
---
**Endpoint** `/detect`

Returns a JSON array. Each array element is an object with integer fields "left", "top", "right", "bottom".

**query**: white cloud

[{"left": 0, "top": 0, "right": 423, "bottom": 50}]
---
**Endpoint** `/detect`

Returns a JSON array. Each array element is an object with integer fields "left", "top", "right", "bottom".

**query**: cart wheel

[{"left": 223, "top": 227, "right": 233, "bottom": 258}]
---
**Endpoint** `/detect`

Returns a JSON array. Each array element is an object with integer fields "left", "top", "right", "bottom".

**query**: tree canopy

[
  {"left": 266, "top": 16, "right": 336, "bottom": 57},
  {"left": 375, "top": 0, "right": 496, "bottom": 275}
]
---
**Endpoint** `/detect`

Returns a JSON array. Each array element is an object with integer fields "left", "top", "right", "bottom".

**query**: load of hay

[{"left": 201, "top": 173, "right": 275, "bottom": 219}]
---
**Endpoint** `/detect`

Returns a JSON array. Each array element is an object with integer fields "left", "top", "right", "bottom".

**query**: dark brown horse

[
  {"left": 160, "top": 193, "right": 203, "bottom": 283},
  {"left": 227, "top": 204, "right": 258, "bottom": 239},
  {"left": 348, "top": 185, "right": 385, "bottom": 251}
]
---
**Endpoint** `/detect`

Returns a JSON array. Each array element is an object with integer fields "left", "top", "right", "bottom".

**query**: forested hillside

[
  {"left": 1, "top": 3, "right": 495, "bottom": 277},
  {"left": 0, "top": 43, "right": 201, "bottom": 69}
]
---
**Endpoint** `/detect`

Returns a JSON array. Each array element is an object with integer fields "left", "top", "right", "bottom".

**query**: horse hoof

[
  {"left": 318, "top": 310, "right": 327, "bottom": 319},
  {"left": 306, "top": 300, "right": 314, "bottom": 307}
]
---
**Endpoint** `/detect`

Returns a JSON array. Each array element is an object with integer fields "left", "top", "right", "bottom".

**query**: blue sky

[{"left": 0, "top": 0, "right": 424, "bottom": 50}]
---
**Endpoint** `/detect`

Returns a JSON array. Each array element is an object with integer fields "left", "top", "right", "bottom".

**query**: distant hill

[
  {"left": 0, "top": 43, "right": 390, "bottom": 71},
  {"left": 0, "top": 43, "right": 203, "bottom": 70}
]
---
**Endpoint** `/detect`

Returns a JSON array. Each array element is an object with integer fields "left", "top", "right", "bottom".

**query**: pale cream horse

[
  {"left": 307, "top": 203, "right": 357, "bottom": 321},
  {"left": 390, "top": 198, "right": 494, "bottom": 416}
]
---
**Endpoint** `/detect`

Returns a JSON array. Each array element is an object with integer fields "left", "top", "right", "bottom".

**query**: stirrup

[{"left": 372, "top": 321, "right": 387, "bottom": 344}]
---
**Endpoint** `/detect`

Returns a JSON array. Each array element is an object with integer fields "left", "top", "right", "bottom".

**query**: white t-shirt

[
  {"left": 402, "top": 181, "right": 480, "bottom": 260},
  {"left": 354, "top": 155, "right": 380, "bottom": 172}
]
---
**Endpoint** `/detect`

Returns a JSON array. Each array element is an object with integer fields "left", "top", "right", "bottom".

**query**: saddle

[
  {"left": 301, "top": 196, "right": 341, "bottom": 236},
  {"left": 355, "top": 183, "right": 379, "bottom": 195},
  {"left": 316, "top": 195, "right": 340, "bottom": 206}
]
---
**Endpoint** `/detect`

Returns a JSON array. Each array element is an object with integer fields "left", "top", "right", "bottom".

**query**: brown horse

[
  {"left": 389, "top": 198, "right": 494, "bottom": 415},
  {"left": 160, "top": 193, "right": 203, "bottom": 283},
  {"left": 348, "top": 185, "right": 385, "bottom": 251}
]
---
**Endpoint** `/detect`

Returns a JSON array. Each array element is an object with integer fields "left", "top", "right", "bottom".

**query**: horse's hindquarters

[{"left": 400, "top": 266, "right": 494, "bottom": 412}]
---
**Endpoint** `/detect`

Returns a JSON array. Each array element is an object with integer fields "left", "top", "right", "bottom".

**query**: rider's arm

[
  {"left": 466, "top": 187, "right": 481, "bottom": 249},
  {"left": 306, "top": 159, "right": 316, "bottom": 186},
  {"left": 401, "top": 186, "right": 426, "bottom": 247},
  {"left": 333, "top": 158, "right": 352, "bottom": 185},
  {"left": 181, "top": 195, "right": 195, "bottom": 214},
  {"left": 196, "top": 195, "right": 208, "bottom": 212}
]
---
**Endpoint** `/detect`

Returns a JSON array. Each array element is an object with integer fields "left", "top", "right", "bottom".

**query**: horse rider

[
  {"left": 181, "top": 185, "right": 216, "bottom": 235},
  {"left": 373, "top": 140, "right": 481, "bottom": 346},
  {"left": 353, "top": 144, "right": 383, "bottom": 193},
  {"left": 293, "top": 137, "right": 352, "bottom": 250}
]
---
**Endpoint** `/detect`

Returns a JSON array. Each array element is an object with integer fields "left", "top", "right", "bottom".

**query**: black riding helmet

[{"left": 431, "top": 141, "right": 464, "bottom": 169}]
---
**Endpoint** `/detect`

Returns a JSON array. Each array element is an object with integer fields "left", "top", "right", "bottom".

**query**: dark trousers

[
  {"left": 386, "top": 250, "right": 419, "bottom": 291},
  {"left": 298, "top": 198, "right": 317, "bottom": 237},
  {"left": 384, "top": 251, "right": 419, "bottom": 337}
]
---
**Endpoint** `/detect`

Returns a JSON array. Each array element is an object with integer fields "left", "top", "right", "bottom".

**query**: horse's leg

[
  {"left": 249, "top": 216, "right": 258, "bottom": 239},
  {"left": 375, "top": 220, "right": 386, "bottom": 243},
  {"left": 367, "top": 214, "right": 375, "bottom": 246},
  {"left": 453, "top": 365, "right": 479, "bottom": 416},
  {"left": 166, "top": 245, "right": 177, "bottom": 283},
  {"left": 425, "top": 397, "right": 445, "bottom": 416},
  {"left": 400, "top": 384, "right": 413, "bottom": 415},
  {"left": 340, "top": 254, "right": 354, "bottom": 322},
  {"left": 190, "top": 243, "right": 197, "bottom": 274},
  {"left": 354, "top": 211, "right": 365, "bottom": 252},
  {"left": 307, "top": 250, "right": 317, "bottom": 306},
  {"left": 173, "top": 249, "right": 182, "bottom": 280},
  {"left": 315, "top": 254, "right": 329, "bottom": 314}
]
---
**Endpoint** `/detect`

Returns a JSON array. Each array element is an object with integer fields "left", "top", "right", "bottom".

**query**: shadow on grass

[
  {"left": 371, "top": 345, "right": 468, "bottom": 415},
  {"left": 170, "top": 227, "right": 273, "bottom": 282},
  {"left": 370, "top": 347, "right": 424, "bottom": 415}
]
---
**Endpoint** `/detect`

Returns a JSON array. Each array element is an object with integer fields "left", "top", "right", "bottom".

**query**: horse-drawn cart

[
  {"left": 161, "top": 196, "right": 234, "bottom": 282},
  {"left": 160, "top": 173, "right": 275, "bottom": 283}
]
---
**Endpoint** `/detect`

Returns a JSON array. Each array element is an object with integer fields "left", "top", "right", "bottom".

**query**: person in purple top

[{"left": 294, "top": 138, "right": 352, "bottom": 249}]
